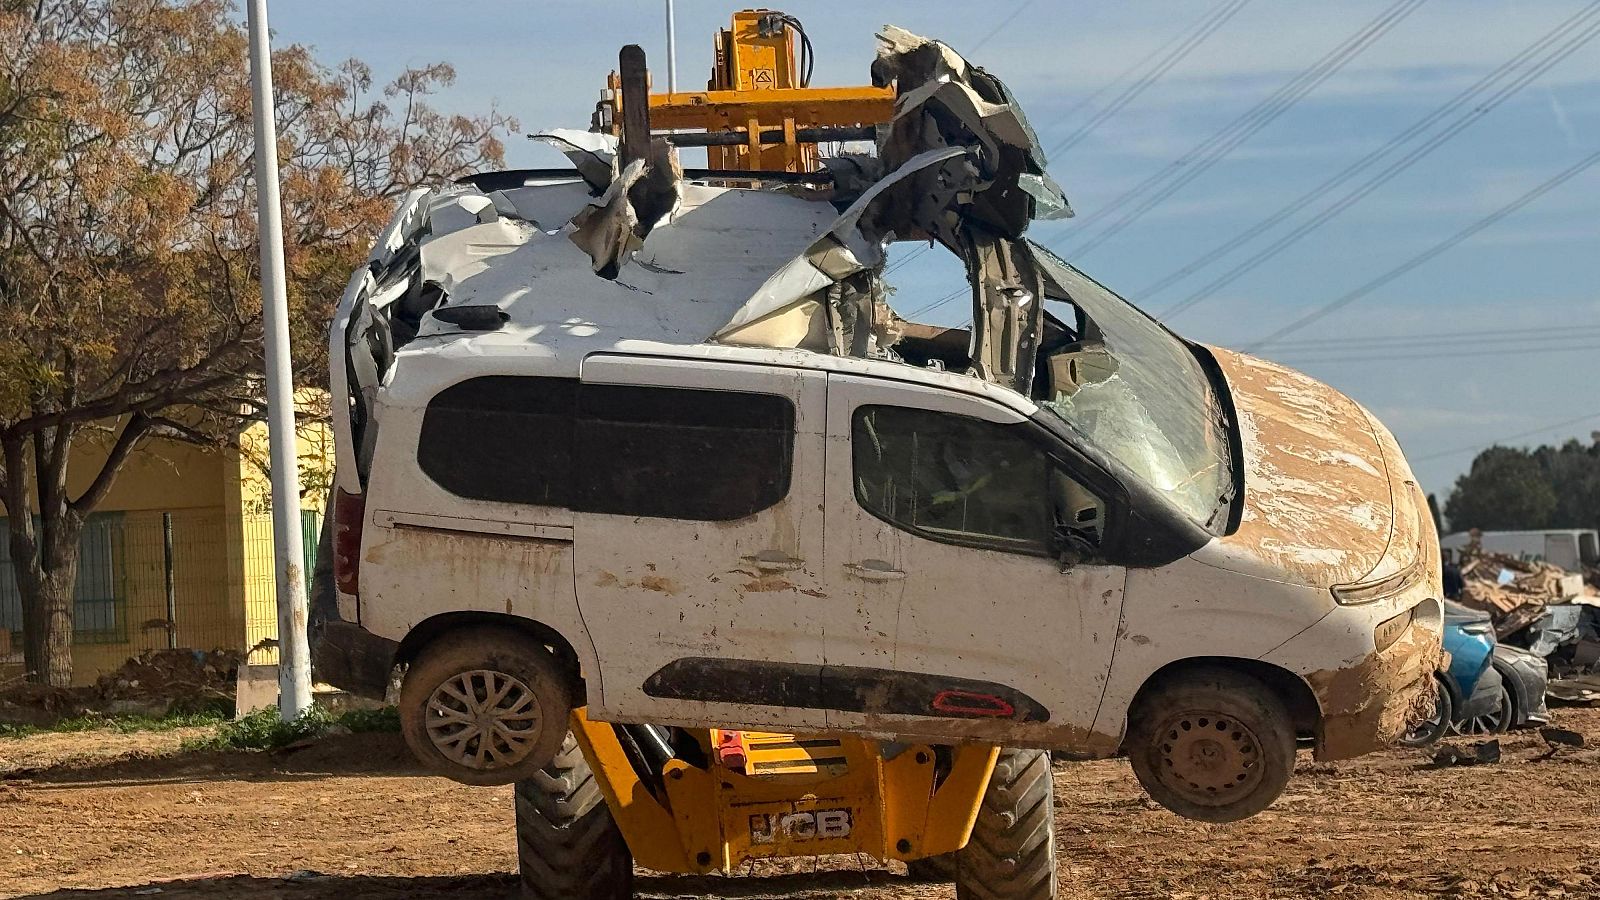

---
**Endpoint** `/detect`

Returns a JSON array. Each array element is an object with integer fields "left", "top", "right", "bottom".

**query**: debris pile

[
  {"left": 92, "top": 648, "right": 241, "bottom": 707},
  {"left": 1457, "top": 552, "right": 1592, "bottom": 638},
  {"left": 1456, "top": 550, "right": 1600, "bottom": 705},
  {"left": 0, "top": 648, "right": 241, "bottom": 722}
]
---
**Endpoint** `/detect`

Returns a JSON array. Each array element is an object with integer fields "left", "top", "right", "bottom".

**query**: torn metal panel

[
  {"left": 715, "top": 146, "right": 968, "bottom": 349},
  {"left": 966, "top": 236, "right": 1045, "bottom": 394},
  {"left": 568, "top": 138, "right": 683, "bottom": 280},
  {"left": 529, "top": 129, "right": 618, "bottom": 192},
  {"left": 569, "top": 159, "right": 647, "bottom": 279},
  {"left": 872, "top": 25, "right": 1071, "bottom": 239},
  {"left": 394, "top": 182, "right": 837, "bottom": 368}
]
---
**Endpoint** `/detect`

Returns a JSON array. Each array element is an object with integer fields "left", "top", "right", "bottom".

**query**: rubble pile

[
  {"left": 0, "top": 648, "right": 241, "bottom": 722},
  {"left": 92, "top": 648, "right": 241, "bottom": 706},
  {"left": 1457, "top": 551, "right": 1600, "bottom": 704},
  {"left": 1457, "top": 552, "right": 1589, "bottom": 638}
]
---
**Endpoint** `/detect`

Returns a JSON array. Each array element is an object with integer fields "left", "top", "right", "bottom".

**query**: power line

[
  {"left": 1144, "top": 0, "right": 1600, "bottom": 308},
  {"left": 966, "top": 0, "right": 1036, "bottom": 55},
  {"left": 1411, "top": 411, "right": 1600, "bottom": 462},
  {"left": 1266, "top": 323, "right": 1600, "bottom": 350},
  {"left": 885, "top": 1, "right": 1246, "bottom": 280},
  {"left": 1035, "top": 2, "right": 1242, "bottom": 153},
  {"left": 1272, "top": 341, "right": 1600, "bottom": 366},
  {"left": 1044, "top": 0, "right": 1250, "bottom": 159},
  {"left": 908, "top": 0, "right": 1428, "bottom": 323},
  {"left": 1160, "top": 6, "right": 1600, "bottom": 320},
  {"left": 1055, "top": 0, "right": 1429, "bottom": 261},
  {"left": 906, "top": 283, "right": 970, "bottom": 319},
  {"left": 1245, "top": 148, "right": 1600, "bottom": 350}
]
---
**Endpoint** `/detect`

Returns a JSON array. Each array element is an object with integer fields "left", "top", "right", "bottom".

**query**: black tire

[
  {"left": 1455, "top": 685, "right": 1513, "bottom": 736},
  {"left": 399, "top": 626, "right": 573, "bottom": 786},
  {"left": 953, "top": 748, "right": 1058, "bottom": 900},
  {"left": 516, "top": 734, "right": 633, "bottom": 900},
  {"left": 1400, "top": 676, "right": 1453, "bottom": 747},
  {"left": 1126, "top": 667, "right": 1296, "bottom": 823}
]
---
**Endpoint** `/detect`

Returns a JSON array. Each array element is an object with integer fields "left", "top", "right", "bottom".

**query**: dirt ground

[{"left": 2, "top": 708, "right": 1598, "bottom": 900}]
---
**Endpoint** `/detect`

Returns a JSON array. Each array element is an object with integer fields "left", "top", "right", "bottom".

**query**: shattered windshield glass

[{"left": 1029, "top": 244, "right": 1234, "bottom": 532}]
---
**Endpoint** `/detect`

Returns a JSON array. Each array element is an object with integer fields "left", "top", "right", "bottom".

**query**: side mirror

[{"left": 1052, "top": 525, "right": 1095, "bottom": 571}]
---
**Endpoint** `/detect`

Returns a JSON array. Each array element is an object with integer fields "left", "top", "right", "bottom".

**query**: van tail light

[{"left": 333, "top": 488, "right": 365, "bottom": 595}]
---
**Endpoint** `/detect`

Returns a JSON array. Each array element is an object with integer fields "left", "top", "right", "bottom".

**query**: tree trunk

[
  {"left": 16, "top": 554, "right": 78, "bottom": 688},
  {"left": 1, "top": 432, "right": 86, "bottom": 688}
]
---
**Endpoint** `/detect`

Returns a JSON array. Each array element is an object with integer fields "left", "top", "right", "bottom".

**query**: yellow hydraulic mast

[{"left": 602, "top": 8, "right": 896, "bottom": 173}]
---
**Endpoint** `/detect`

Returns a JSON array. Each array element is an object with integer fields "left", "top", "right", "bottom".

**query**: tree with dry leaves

[{"left": 0, "top": 0, "right": 515, "bottom": 685}]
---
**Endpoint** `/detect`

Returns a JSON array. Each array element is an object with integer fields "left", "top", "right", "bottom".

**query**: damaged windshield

[{"left": 1030, "top": 245, "right": 1234, "bottom": 532}]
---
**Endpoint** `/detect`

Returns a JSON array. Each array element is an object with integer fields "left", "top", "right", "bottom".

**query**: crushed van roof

[{"left": 402, "top": 181, "right": 838, "bottom": 369}]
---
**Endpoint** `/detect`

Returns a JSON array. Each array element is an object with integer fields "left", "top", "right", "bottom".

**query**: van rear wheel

[
  {"left": 1127, "top": 667, "right": 1295, "bottom": 823},
  {"left": 399, "top": 627, "right": 572, "bottom": 786}
]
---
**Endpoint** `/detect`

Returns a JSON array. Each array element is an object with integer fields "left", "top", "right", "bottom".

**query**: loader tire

[
  {"left": 953, "top": 748, "right": 1059, "bottom": 900},
  {"left": 516, "top": 733, "right": 634, "bottom": 900}
]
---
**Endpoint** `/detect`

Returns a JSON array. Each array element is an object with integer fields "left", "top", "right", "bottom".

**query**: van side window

[
  {"left": 418, "top": 376, "right": 577, "bottom": 507},
  {"left": 419, "top": 378, "right": 795, "bottom": 521},
  {"left": 576, "top": 384, "right": 794, "bottom": 521},
  {"left": 852, "top": 405, "right": 1104, "bottom": 556}
]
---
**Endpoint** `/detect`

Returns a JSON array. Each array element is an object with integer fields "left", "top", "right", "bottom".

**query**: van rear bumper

[{"left": 311, "top": 617, "right": 399, "bottom": 700}]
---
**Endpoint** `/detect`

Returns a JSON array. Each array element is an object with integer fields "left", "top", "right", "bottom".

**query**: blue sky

[{"left": 265, "top": 0, "right": 1600, "bottom": 501}]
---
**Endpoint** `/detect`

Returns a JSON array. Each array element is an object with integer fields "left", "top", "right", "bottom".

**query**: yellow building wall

[
  {"left": 0, "top": 430, "right": 236, "bottom": 685},
  {"left": 232, "top": 393, "right": 334, "bottom": 668},
  {"left": 1, "top": 398, "right": 332, "bottom": 686}
]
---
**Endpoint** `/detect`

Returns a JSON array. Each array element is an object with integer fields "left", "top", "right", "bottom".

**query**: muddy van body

[{"left": 313, "top": 28, "right": 1442, "bottom": 821}]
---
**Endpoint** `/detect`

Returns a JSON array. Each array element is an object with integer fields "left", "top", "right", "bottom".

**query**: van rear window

[
  {"left": 418, "top": 376, "right": 578, "bottom": 508},
  {"left": 417, "top": 377, "right": 793, "bottom": 521}
]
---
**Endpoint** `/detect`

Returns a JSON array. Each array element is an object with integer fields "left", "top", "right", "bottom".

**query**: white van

[
  {"left": 312, "top": 27, "right": 1442, "bottom": 823},
  {"left": 313, "top": 180, "right": 1443, "bottom": 823}
]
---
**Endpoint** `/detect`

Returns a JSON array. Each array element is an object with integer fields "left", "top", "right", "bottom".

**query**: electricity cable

[
  {"left": 1244, "top": 148, "right": 1600, "bottom": 350},
  {"left": 1057, "top": 0, "right": 1429, "bottom": 261},
  {"left": 1161, "top": 6, "right": 1600, "bottom": 320},
  {"left": 1143, "top": 0, "right": 1600, "bottom": 308},
  {"left": 1412, "top": 411, "right": 1600, "bottom": 462}
]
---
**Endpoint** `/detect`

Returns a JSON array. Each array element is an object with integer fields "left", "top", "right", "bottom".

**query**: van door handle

[
  {"left": 742, "top": 551, "right": 804, "bottom": 573},
  {"left": 845, "top": 560, "right": 906, "bottom": 582}
]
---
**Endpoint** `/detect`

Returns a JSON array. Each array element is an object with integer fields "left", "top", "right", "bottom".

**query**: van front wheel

[
  {"left": 399, "top": 627, "right": 573, "bottom": 786},
  {"left": 1126, "top": 667, "right": 1295, "bottom": 823}
]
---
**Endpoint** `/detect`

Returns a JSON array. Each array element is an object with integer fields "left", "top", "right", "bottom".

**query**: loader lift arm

[{"left": 512, "top": 10, "right": 1041, "bottom": 896}]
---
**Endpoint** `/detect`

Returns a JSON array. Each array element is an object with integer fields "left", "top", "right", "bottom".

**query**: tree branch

[{"left": 70, "top": 413, "right": 151, "bottom": 514}]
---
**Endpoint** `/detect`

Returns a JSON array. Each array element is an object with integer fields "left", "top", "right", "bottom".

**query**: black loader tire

[
  {"left": 953, "top": 748, "right": 1059, "bottom": 900},
  {"left": 516, "top": 733, "right": 633, "bottom": 900}
]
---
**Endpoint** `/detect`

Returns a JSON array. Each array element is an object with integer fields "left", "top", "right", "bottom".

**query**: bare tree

[{"left": 0, "top": 0, "right": 514, "bottom": 685}]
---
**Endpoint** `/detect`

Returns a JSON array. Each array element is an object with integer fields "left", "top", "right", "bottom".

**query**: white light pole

[
  {"left": 246, "top": 0, "right": 313, "bottom": 722},
  {"left": 665, "top": 0, "right": 678, "bottom": 92}
]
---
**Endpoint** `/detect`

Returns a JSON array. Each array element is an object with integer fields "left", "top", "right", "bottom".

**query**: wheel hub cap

[
  {"left": 425, "top": 669, "right": 542, "bottom": 771},
  {"left": 1156, "top": 713, "right": 1264, "bottom": 803}
]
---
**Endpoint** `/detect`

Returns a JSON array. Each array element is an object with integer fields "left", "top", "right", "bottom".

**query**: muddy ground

[{"left": 2, "top": 707, "right": 1598, "bottom": 900}]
